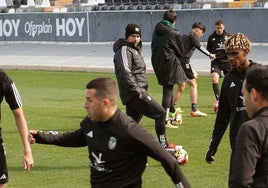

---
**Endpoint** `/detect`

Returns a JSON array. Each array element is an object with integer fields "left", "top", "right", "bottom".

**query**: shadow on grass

[{"left": 9, "top": 165, "right": 88, "bottom": 172}]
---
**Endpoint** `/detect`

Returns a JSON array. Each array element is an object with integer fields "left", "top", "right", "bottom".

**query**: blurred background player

[
  {"left": 205, "top": 33, "right": 262, "bottom": 186},
  {"left": 29, "top": 77, "right": 191, "bottom": 188},
  {"left": 207, "top": 20, "right": 231, "bottom": 112},
  {"left": 151, "top": 10, "right": 188, "bottom": 128},
  {"left": 0, "top": 69, "right": 34, "bottom": 188},
  {"left": 173, "top": 22, "right": 216, "bottom": 117}
]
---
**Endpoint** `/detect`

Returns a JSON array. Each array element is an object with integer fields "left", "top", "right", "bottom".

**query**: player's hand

[
  {"left": 28, "top": 130, "right": 37, "bottom": 144},
  {"left": 205, "top": 148, "right": 216, "bottom": 164},
  {"left": 209, "top": 54, "right": 216, "bottom": 61},
  {"left": 23, "top": 152, "right": 34, "bottom": 171}
]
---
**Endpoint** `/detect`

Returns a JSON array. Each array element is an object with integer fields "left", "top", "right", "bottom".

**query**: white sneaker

[{"left": 190, "top": 110, "right": 207, "bottom": 117}]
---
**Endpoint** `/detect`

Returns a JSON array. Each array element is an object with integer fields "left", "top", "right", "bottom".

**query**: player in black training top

[{"left": 29, "top": 77, "right": 190, "bottom": 188}]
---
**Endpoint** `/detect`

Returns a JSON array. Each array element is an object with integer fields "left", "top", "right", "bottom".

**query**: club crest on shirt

[{"left": 108, "top": 137, "right": 117, "bottom": 150}]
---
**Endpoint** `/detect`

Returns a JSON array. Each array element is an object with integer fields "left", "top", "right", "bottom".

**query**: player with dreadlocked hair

[{"left": 205, "top": 33, "right": 263, "bottom": 186}]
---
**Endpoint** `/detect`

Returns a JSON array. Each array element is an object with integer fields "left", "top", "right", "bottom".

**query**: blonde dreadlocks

[{"left": 225, "top": 33, "right": 251, "bottom": 52}]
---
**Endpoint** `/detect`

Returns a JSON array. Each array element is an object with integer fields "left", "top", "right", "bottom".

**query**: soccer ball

[
  {"left": 175, "top": 148, "right": 189, "bottom": 165},
  {"left": 170, "top": 112, "right": 183, "bottom": 125},
  {"left": 165, "top": 144, "right": 183, "bottom": 156},
  {"left": 213, "top": 100, "right": 219, "bottom": 113}
]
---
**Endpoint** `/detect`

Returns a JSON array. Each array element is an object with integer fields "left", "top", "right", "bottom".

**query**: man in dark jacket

[
  {"left": 113, "top": 24, "right": 170, "bottom": 148},
  {"left": 207, "top": 20, "right": 231, "bottom": 112},
  {"left": 229, "top": 66, "right": 268, "bottom": 188},
  {"left": 29, "top": 77, "right": 191, "bottom": 188},
  {"left": 205, "top": 33, "right": 262, "bottom": 186},
  {"left": 151, "top": 10, "right": 188, "bottom": 128}
]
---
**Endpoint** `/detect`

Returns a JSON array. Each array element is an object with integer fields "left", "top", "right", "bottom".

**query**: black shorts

[
  {"left": 181, "top": 63, "right": 195, "bottom": 80},
  {"left": 0, "top": 139, "right": 8, "bottom": 184},
  {"left": 211, "top": 62, "right": 231, "bottom": 77}
]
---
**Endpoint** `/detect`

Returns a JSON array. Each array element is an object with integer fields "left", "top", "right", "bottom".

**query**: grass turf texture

[{"left": 2, "top": 70, "right": 230, "bottom": 188}]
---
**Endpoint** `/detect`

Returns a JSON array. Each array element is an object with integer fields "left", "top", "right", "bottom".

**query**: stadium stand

[
  {"left": 177, "top": 0, "right": 185, "bottom": 4},
  {"left": 227, "top": 0, "right": 255, "bottom": 8},
  {"left": 242, "top": 2, "right": 251, "bottom": 7},
  {"left": 253, "top": 1, "right": 263, "bottom": 7},
  {"left": 1, "top": 0, "right": 266, "bottom": 12}
]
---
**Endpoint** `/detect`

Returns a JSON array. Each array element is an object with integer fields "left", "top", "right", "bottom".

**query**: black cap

[{"left": 125, "top": 24, "right": 141, "bottom": 39}]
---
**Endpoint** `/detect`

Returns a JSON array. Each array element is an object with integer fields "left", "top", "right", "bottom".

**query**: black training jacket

[
  {"left": 151, "top": 21, "right": 188, "bottom": 86},
  {"left": 208, "top": 62, "right": 262, "bottom": 152},
  {"left": 113, "top": 38, "right": 148, "bottom": 105},
  {"left": 207, "top": 31, "right": 230, "bottom": 64},
  {"left": 230, "top": 107, "right": 268, "bottom": 187},
  {"left": 34, "top": 109, "right": 190, "bottom": 188}
]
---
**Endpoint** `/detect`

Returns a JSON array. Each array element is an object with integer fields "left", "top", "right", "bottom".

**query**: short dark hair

[
  {"left": 245, "top": 66, "right": 268, "bottom": 101},
  {"left": 86, "top": 77, "right": 118, "bottom": 105},
  {"left": 192, "top": 22, "right": 206, "bottom": 33},
  {"left": 163, "top": 10, "right": 177, "bottom": 23},
  {"left": 215, "top": 20, "right": 224, "bottom": 26}
]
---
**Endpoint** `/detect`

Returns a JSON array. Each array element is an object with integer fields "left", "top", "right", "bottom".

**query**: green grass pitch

[{"left": 2, "top": 70, "right": 230, "bottom": 188}]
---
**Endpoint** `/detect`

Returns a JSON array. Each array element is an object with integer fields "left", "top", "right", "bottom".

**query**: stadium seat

[
  {"left": 114, "top": 0, "right": 122, "bottom": 5},
  {"left": 27, "top": 0, "right": 35, "bottom": 7},
  {"left": 109, "top": 4, "right": 116, "bottom": 9},
  {"left": 52, "top": 7, "right": 60, "bottom": 12},
  {"left": 86, "top": 0, "right": 98, "bottom": 6},
  {"left": 148, "top": 0, "right": 157, "bottom": 5},
  {"left": 5, "top": 0, "right": 13, "bottom": 7},
  {"left": 158, "top": 0, "right": 166, "bottom": 4},
  {"left": 60, "top": 7, "right": 68, "bottom": 12},
  {"left": 81, "top": 0, "right": 88, "bottom": 4},
  {"left": 131, "top": 0, "right": 139, "bottom": 5},
  {"left": 140, "top": 0, "right": 148, "bottom": 5},
  {"left": 101, "top": 4, "right": 108, "bottom": 9},
  {"left": 118, "top": 4, "right": 125, "bottom": 9},
  {"left": 163, "top": 3, "right": 170, "bottom": 9},
  {"left": 253, "top": 1, "right": 262, "bottom": 7},
  {"left": 41, "top": 0, "right": 51, "bottom": 7},
  {"left": 35, "top": 0, "right": 42, "bottom": 7},
  {"left": 202, "top": 3, "right": 211, "bottom": 9},
  {"left": 186, "top": 0, "right": 195, "bottom": 3},
  {"left": 136, "top": 4, "right": 143, "bottom": 9},
  {"left": 172, "top": 3, "right": 181, "bottom": 9},
  {"left": 92, "top": 5, "right": 99, "bottom": 10},
  {"left": 242, "top": 2, "right": 251, "bottom": 8},
  {"left": 182, "top": 3, "right": 191, "bottom": 8},
  {"left": 97, "top": 0, "right": 105, "bottom": 4},
  {"left": 145, "top": 4, "right": 151, "bottom": 9},
  {"left": 191, "top": 3, "right": 201, "bottom": 9},
  {"left": 13, "top": 0, "right": 20, "bottom": 8},
  {"left": 67, "top": 6, "right": 76, "bottom": 11},
  {"left": 154, "top": 3, "right": 160, "bottom": 9},
  {"left": 105, "top": 0, "right": 113, "bottom": 5},
  {"left": 8, "top": 7, "right": 15, "bottom": 12},
  {"left": 72, "top": 0, "right": 80, "bottom": 5},
  {"left": 122, "top": 0, "right": 130, "bottom": 5},
  {"left": 167, "top": 0, "right": 175, "bottom": 4},
  {"left": 127, "top": 4, "right": 133, "bottom": 9},
  {"left": 177, "top": 0, "right": 184, "bottom": 4}
]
